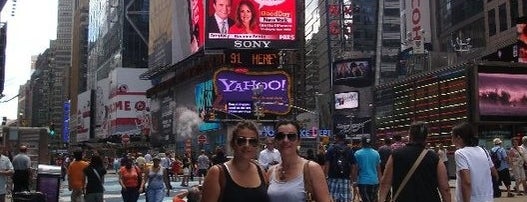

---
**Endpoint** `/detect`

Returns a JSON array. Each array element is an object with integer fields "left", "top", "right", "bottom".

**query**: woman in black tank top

[{"left": 201, "top": 121, "right": 269, "bottom": 202}]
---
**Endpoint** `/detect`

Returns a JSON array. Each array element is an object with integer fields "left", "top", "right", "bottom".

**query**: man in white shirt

[
  {"left": 258, "top": 138, "right": 281, "bottom": 171},
  {"left": 0, "top": 147, "right": 13, "bottom": 202}
]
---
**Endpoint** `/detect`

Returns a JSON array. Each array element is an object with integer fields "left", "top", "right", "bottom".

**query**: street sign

[
  {"left": 198, "top": 135, "right": 207, "bottom": 144},
  {"left": 121, "top": 134, "right": 130, "bottom": 144}
]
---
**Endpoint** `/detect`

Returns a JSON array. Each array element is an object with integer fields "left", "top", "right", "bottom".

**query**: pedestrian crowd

[{"left": 1, "top": 119, "right": 525, "bottom": 202}]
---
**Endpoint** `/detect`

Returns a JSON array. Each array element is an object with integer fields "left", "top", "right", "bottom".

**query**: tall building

[
  {"left": 70, "top": 0, "right": 90, "bottom": 142},
  {"left": 86, "top": 0, "right": 149, "bottom": 141}
]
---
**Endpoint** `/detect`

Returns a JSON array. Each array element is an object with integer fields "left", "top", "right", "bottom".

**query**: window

[
  {"left": 488, "top": 9, "right": 496, "bottom": 36},
  {"left": 499, "top": 3, "right": 508, "bottom": 32}
]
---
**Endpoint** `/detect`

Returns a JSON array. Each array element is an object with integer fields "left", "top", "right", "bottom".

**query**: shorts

[
  {"left": 498, "top": 168, "right": 512, "bottom": 186},
  {"left": 327, "top": 178, "right": 352, "bottom": 202},
  {"left": 512, "top": 165, "right": 526, "bottom": 181}
]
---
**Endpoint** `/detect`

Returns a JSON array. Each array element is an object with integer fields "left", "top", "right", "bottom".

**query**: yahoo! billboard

[
  {"left": 213, "top": 68, "right": 292, "bottom": 115},
  {"left": 205, "top": 0, "right": 297, "bottom": 49}
]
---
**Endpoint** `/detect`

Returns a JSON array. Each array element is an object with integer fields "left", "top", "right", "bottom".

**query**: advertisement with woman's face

[{"left": 205, "top": 0, "right": 297, "bottom": 49}]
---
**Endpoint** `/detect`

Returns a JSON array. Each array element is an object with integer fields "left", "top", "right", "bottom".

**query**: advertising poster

[
  {"left": 195, "top": 80, "right": 221, "bottom": 131},
  {"left": 333, "top": 114, "right": 371, "bottom": 138},
  {"left": 205, "top": 0, "right": 297, "bottom": 49},
  {"left": 333, "top": 58, "right": 373, "bottom": 87},
  {"left": 213, "top": 68, "right": 292, "bottom": 115},
  {"left": 76, "top": 91, "right": 91, "bottom": 142},
  {"left": 334, "top": 91, "right": 359, "bottom": 109},
  {"left": 62, "top": 101, "right": 70, "bottom": 143},
  {"left": 478, "top": 73, "right": 527, "bottom": 117},
  {"left": 95, "top": 78, "right": 110, "bottom": 139},
  {"left": 107, "top": 68, "right": 152, "bottom": 138}
]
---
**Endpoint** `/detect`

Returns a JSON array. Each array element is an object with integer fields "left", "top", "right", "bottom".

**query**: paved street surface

[{"left": 6, "top": 169, "right": 527, "bottom": 202}]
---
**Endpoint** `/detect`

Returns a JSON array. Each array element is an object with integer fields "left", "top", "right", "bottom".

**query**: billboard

[
  {"left": 195, "top": 80, "right": 221, "bottom": 131},
  {"left": 213, "top": 68, "right": 292, "bottom": 116},
  {"left": 62, "top": 101, "right": 70, "bottom": 143},
  {"left": 333, "top": 114, "right": 371, "bottom": 138},
  {"left": 335, "top": 91, "right": 359, "bottom": 110},
  {"left": 333, "top": 58, "right": 373, "bottom": 87},
  {"left": 149, "top": 88, "right": 174, "bottom": 147},
  {"left": 107, "top": 68, "right": 152, "bottom": 137},
  {"left": 95, "top": 78, "right": 110, "bottom": 139},
  {"left": 148, "top": 0, "right": 205, "bottom": 68},
  {"left": 478, "top": 73, "right": 527, "bottom": 119},
  {"left": 205, "top": 0, "right": 297, "bottom": 49},
  {"left": 76, "top": 91, "right": 91, "bottom": 142},
  {"left": 404, "top": 0, "right": 431, "bottom": 54}
]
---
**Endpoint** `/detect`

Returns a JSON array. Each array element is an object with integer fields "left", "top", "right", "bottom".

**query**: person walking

[
  {"left": 201, "top": 121, "right": 269, "bottom": 202},
  {"left": 12, "top": 146, "right": 31, "bottom": 192},
  {"left": 141, "top": 155, "right": 171, "bottom": 202},
  {"left": 324, "top": 133, "right": 354, "bottom": 202},
  {"left": 451, "top": 122, "right": 495, "bottom": 202},
  {"left": 378, "top": 121, "right": 451, "bottom": 202},
  {"left": 83, "top": 155, "right": 107, "bottom": 202},
  {"left": 267, "top": 120, "right": 331, "bottom": 202},
  {"left": 119, "top": 158, "right": 143, "bottom": 202},
  {"left": 492, "top": 138, "right": 514, "bottom": 197},
  {"left": 352, "top": 137, "right": 381, "bottom": 202},
  {"left": 0, "top": 147, "right": 13, "bottom": 202},
  {"left": 197, "top": 150, "right": 211, "bottom": 185},
  {"left": 67, "top": 150, "right": 89, "bottom": 202},
  {"left": 509, "top": 138, "right": 527, "bottom": 195}
]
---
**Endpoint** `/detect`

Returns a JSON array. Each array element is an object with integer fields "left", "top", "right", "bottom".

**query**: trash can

[{"left": 36, "top": 164, "right": 62, "bottom": 202}]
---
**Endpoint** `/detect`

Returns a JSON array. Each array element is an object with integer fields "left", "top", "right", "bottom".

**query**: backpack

[
  {"left": 329, "top": 145, "right": 352, "bottom": 178},
  {"left": 490, "top": 148, "right": 501, "bottom": 168}
]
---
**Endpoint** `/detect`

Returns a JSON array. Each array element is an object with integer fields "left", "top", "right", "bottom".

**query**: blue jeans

[{"left": 146, "top": 188, "right": 165, "bottom": 202}]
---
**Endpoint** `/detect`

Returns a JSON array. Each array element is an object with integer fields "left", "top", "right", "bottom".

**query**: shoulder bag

[
  {"left": 392, "top": 149, "right": 428, "bottom": 201},
  {"left": 92, "top": 168, "right": 105, "bottom": 191},
  {"left": 303, "top": 160, "right": 315, "bottom": 202}
]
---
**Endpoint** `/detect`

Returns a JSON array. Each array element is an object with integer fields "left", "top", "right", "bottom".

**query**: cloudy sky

[{"left": 1, "top": 0, "right": 57, "bottom": 119}]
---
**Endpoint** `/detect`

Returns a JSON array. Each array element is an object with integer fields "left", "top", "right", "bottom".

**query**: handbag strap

[
  {"left": 303, "top": 160, "right": 314, "bottom": 201},
  {"left": 392, "top": 149, "right": 428, "bottom": 201},
  {"left": 92, "top": 168, "right": 104, "bottom": 185}
]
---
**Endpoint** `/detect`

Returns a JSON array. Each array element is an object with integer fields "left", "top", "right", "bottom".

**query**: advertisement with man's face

[
  {"left": 205, "top": 0, "right": 297, "bottom": 49},
  {"left": 333, "top": 58, "right": 373, "bottom": 87},
  {"left": 213, "top": 68, "right": 292, "bottom": 116}
]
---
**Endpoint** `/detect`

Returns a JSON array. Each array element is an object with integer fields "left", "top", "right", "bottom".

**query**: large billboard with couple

[{"left": 205, "top": 0, "right": 297, "bottom": 49}]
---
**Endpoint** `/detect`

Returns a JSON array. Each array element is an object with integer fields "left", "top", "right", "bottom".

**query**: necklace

[{"left": 278, "top": 165, "right": 287, "bottom": 181}]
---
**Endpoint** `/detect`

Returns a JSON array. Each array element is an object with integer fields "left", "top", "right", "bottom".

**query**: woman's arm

[
  {"left": 308, "top": 162, "right": 332, "bottom": 202},
  {"left": 378, "top": 156, "right": 393, "bottom": 201},
  {"left": 436, "top": 161, "right": 451, "bottom": 202},
  {"left": 139, "top": 167, "right": 147, "bottom": 193},
  {"left": 201, "top": 165, "right": 222, "bottom": 202}
]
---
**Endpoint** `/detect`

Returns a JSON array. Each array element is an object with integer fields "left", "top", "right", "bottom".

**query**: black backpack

[
  {"left": 490, "top": 148, "right": 501, "bottom": 168},
  {"left": 329, "top": 145, "right": 352, "bottom": 178}
]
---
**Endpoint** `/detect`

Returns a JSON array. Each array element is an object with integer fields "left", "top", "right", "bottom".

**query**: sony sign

[{"left": 233, "top": 40, "right": 272, "bottom": 49}]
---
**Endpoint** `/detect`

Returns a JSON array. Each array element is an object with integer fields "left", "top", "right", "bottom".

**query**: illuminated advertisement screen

[
  {"left": 478, "top": 72, "right": 527, "bottom": 119},
  {"left": 205, "top": 0, "right": 297, "bottom": 49},
  {"left": 334, "top": 91, "right": 359, "bottom": 109},
  {"left": 213, "top": 68, "right": 292, "bottom": 115},
  {"left": 333, "top": 58, "right": 373, "bottom": 87},
  {"left": 195, "top": 80, "right": 221, "bottom": 132}
]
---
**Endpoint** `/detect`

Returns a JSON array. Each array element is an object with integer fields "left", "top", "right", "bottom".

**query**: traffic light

[{"left": 49, "top": 123, "right": 56, "bottom": 136}]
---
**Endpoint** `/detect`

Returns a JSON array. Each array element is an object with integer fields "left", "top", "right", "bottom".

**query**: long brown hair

[{"left": 233, "top": 0, "right": 258, "bottom": 30}]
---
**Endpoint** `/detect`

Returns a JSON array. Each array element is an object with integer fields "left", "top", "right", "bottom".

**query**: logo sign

[
  {"left": 213, "top": 68, "right": 292, "bottom": 115},
  {"left": 205, "top": 0, "right": 297, "bottom": 49},
  {"left": 259, "top": 125, "right": 331, "bottom": 138}
]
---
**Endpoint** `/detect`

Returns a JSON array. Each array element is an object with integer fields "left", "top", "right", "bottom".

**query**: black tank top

[{"left": 220, "top": 162, "right": 269, "bottom": 202}]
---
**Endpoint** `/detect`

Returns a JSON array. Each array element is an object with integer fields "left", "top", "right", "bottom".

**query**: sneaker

[{"left": 516, "top": 192, "right": 523, "bottom": 196}]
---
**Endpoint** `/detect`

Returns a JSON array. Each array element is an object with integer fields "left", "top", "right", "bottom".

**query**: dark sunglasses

[
  {"left": 275, "top": 132, "right": 298, "bottom": 141},
  {"left": 235, "top": 137, "right": 259, "bottom": 147}
]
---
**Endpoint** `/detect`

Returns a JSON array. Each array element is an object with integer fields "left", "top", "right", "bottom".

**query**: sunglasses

[
  {"left": 275, "top": 132, "right": 298, "bottom": 141},
  {"left": 235, "top": 137, "right": 259, "bottom": 147}
]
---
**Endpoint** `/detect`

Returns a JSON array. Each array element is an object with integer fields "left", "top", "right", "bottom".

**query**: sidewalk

[{"left": 448, "top": 179, "right": 527, "bottom": 202}]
